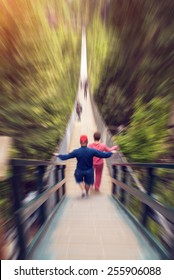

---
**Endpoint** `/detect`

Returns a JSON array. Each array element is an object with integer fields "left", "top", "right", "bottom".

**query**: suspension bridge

[{"left": 0, "top": 29, "right": 174, "bottom": 260}]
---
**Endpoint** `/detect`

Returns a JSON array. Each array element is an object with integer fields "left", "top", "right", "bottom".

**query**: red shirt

[{"left": 88, "top": 142, "right": 118, "bottom": 165}]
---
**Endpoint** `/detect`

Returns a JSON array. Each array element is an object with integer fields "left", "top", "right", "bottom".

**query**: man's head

[
  {"left": 80, "top": 135, "right": 88, "bottom": 146},
  {"left": 93, "top": 131, "right": 101, "bottom": 141}
]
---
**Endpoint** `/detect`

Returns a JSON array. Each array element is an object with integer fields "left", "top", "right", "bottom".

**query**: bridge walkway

[{"left": 29, "top": 84, "right": 161, "bottom": 260}]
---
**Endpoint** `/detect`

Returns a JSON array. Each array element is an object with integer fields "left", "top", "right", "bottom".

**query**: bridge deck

[{"left": 29, "top": 88, "right": 161, "bottom": 260}]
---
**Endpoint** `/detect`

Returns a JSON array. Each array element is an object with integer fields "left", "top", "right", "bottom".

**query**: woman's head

[{"left": 93, "top": 131, "right": 101, "bottom": 141}]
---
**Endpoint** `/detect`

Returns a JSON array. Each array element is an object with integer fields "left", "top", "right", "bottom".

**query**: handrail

[
  {"left": 18, "top": 178, "right": 66, "bottom": 222},
  {"left": 111, "top": 177, "right": 174, "bottom": 223},
  {"left": 111, "top": 163, "right": 174, "bottom": 259},
  {"left": 113, "top": 163, "right": 174, "bottom": 169},
  {"left": 9, "top": 159, "right": 66, "bottom": 259},
  {"left": 11, "top": 158, "right": 65, "bottom": 166}
]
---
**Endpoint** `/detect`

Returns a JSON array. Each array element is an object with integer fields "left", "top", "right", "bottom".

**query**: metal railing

[
  {"left": 111, "top": 162, "right": 174, "bottom": 259},
  {"left": 6, "top": 159, "right": 66, "bottom": 260}
]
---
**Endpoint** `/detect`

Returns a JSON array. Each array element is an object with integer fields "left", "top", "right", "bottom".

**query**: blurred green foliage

[
  {"left": 116, "top": 97, "right": 170, "bottom": 162},
  {"left": 1, "top": 0, "right": 173, "bottom": 163},
  {"left": 87, "top": 0, "right": 174, "bottom": 163},
  {"left": 0, "top": 0, "right": 81, "bottom": 160}
]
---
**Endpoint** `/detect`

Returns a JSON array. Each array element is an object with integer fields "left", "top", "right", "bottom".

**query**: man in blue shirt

[{"left": 54, "top": 135, "right": 115, "bottom": 198}]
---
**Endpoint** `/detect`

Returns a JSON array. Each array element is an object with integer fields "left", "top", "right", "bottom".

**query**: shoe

[
  {"left": 84, "top": 193, "right": 88, "bottom": 199},
  {"left": 81, "top": 193, "right": 86, "bottom": 198}
]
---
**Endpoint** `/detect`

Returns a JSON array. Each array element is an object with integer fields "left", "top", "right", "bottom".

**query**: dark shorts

[{"left": 74, "top": 168, "right": 94, "bottom": 185}]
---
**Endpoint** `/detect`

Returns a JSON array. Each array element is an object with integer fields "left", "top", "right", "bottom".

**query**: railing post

[
  {"left": 0, "top": 212, "right": 8, "bottom": 259},
  {"left": 61, "top": 165, "right": 66, "bottom": 195},
  {"left": 112, "top": 165, "right": 117, "bottom": 195},
  {"left": 170, "top": 233, "right": 174, "bottom": 260},
  {"left": 142, "top": 167, "right": 154, "bottom": 226},
  {"left": 54, "top": 165, "right": 60, "bottom": 203},
  {"left": 12, "top": 165, "right": 26, "bottom": 259},
  {"left": 37, "top": 165, "right": 46, "bottom": 225},
  {"left": 120, "top": 166, "right": 126, "bottom": 204}
]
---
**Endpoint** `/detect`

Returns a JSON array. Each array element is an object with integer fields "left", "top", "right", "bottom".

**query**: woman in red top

[{"left": 88, "top": 131, "right": 118, "bottom": 191}]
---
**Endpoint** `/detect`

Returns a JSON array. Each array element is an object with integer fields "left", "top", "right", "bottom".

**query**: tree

[
  {"left": 116, "top": 97, "right": 170, "bottom": 162},
  {"left": 0, "top": 0, "right": 80, "bottom": 159}
]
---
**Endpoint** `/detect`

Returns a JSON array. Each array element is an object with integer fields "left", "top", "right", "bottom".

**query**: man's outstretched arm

[
  {"left": 93, "top": 149, "right": 116, "bottom": 158},
  {"left": 53, "top": 151, "right": 76, "bottom": 160}
]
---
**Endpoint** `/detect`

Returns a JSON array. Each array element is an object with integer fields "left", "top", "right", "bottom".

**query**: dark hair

[{"left": 93, "top": 131, "right": 101, "bottom": 141}]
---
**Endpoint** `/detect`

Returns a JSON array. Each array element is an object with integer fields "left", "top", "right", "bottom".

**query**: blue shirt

[{"left": 58, "top": 146, "right": 112, "bottom": 171}]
